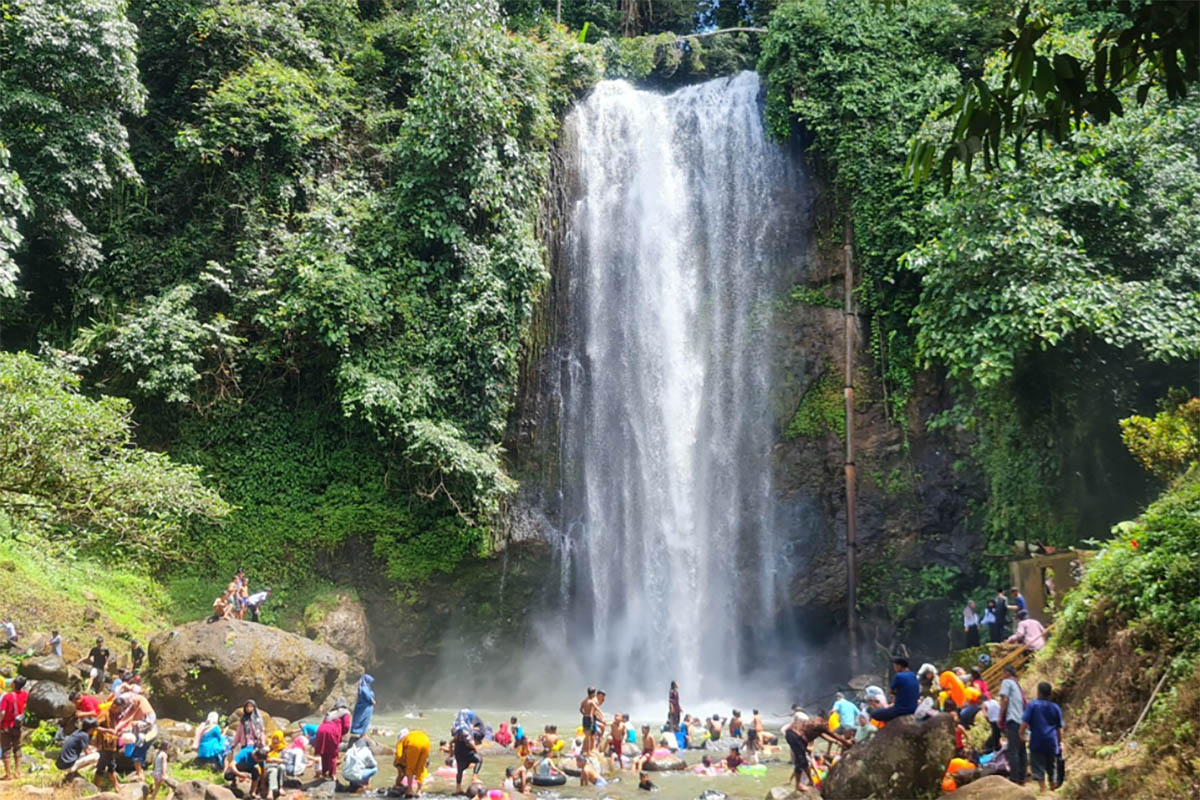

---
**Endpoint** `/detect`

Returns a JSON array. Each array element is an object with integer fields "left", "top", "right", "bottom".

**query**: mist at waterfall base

[{"left": 410, "top": 74, "right": 848, "bottom": 715}]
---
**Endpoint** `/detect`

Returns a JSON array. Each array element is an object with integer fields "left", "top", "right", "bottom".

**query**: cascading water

[{"left": 553, "top": 72, "right": 811, "bottom": 702}]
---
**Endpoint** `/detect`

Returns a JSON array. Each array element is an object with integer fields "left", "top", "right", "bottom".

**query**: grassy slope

[{"left": 0, "top": 518, "right": 171, "bottom": 666}]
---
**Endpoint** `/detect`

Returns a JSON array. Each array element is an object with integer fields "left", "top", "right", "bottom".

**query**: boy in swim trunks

[
  {"left": 609, "top": 713, "right": 625, "bottom": 770},
  {"left": 579, "top": 689, "right": 596, "bottom": 754}
]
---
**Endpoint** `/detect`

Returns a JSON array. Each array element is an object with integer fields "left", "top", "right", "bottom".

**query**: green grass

[{"left": 0, "top": 515, "right": 169, "bottom": 648}]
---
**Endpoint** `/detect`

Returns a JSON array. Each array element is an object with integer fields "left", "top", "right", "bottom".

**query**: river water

[
  {"left": 367, "top": 708, "right": 801, "bottom": 800},
  {"left": 548, "top": 71, "right": 812, "bottom": 703}
]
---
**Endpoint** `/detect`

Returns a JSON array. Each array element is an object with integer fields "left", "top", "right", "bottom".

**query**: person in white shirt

[
  {"left": 963, "top": 600, "right": 980, "bottom": 647},
  {"left": 47, "top": 629, "right": 63, "bottom": 658},
  {"left": 244, "top": 589, "right": 272, "bottom": 623},
  {"left": 342, "top": 737, "right": 378, "bottom": 792}
]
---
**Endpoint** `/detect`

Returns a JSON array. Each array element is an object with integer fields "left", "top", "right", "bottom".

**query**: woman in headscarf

[
  {"left": 342, "top": 736, "right": 378, "bottom": 792},
  {"left": 350, "top": 674, "right": 376, "bottom": 737},
  {"left": 493, "top": 721, "right": 512, "bottom": 747},
  {"left": 194, "top": 712, "right": 226, "bottom": 767},
  {"left": 282, "top": 734, "right": 308, "bottom": 779},
  {"left": 314, "top": 697, "right": 351, "bottom": 778},
  {"left": 231, "top": 700, "right": 264, "bottom": 750},
  {"left": 393, "top": 728, "right": 431, "bottom": 799}
]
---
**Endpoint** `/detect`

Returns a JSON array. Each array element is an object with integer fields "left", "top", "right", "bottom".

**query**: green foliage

[
  {"left": 909, "top": 1, "right": 1199, "bottom": 189},
  {"left": 1059, "top": 465, "right": 1200, "bottom": 672},
  {"left": 759, "top": 0, "right": 1006, "bottom": 421},
  {"left": 1120, "top": 393, "right": 1200, "bottom": 482},
  {"left": 0, "top": 142, "right": 30, "bottom": 297},
  {"left": 858, "top": 549, "right": 962, "bottom": 627},
  {"left": 0, "top": 0, "right": 145, "bottom": 278},
  {"left": 0, "top": 352, "right": 228, "bottom": 559},
  {"left": 171, "top": 391, "right": 482, "bottom": 588},
  {"left": 785, "top": 366, "right": 844, "bottom": 439},
  {"left": 789, "top": 283, "right": 839, "bottom": 309},
  {"left": 905, "top": 93, "right": 1200, "bottom": 387},
  {"left": 74, "top": 282, "right": 241, "bottom": 403}
]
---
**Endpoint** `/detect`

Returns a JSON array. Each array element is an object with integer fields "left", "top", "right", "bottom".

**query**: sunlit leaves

[{"left": 0, "top": 352, "right": 229, "bottom": 559}]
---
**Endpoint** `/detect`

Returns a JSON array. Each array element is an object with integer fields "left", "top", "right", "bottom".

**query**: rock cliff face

[{"left": 147, "top": 619, "right": 359, "bottom": 719}]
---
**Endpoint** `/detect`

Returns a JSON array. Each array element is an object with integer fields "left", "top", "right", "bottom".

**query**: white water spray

[{"left": 553, "top": 72, "right": 811, "bottom": 703}]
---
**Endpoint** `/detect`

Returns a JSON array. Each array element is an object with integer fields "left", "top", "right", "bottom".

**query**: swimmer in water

[
  {"left": 706, "top": 714, "right": 723, "bottom": 740},
  {"left": 632, "top": 725, "right": 654, "bottom": 773},
  {"left": 725, "top": 746, "right": 745, "bottom": 772},
  {"left": 576, "top": 755, "right": 605, "bottom": 787},
  {"left": 638, "top": 772, "right": 656, "bottom": 791}
]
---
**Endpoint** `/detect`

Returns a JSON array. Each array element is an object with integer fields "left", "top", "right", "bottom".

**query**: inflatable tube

[
  {"left": 652, "top": 748, "right": 673, "bottom": 759},
  {"left": 736, "top": 764, "right": 767, "bottom": 777},
  {"left": 530, "top": 774, "right": 567, "bottom": 787},
  {"left": 643, "top": 757, "right": 686, "bottom": 772},
  {"left": 435, "top": 766, "right": 456, "bottom": 778}
]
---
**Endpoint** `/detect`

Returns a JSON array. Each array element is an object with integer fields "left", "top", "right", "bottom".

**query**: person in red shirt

[
  {"left": 69, "top": 691, "right": 101, "bottom": 719},
  {"left": 1, "top": 676, "right": 29, "bottom": 779}
]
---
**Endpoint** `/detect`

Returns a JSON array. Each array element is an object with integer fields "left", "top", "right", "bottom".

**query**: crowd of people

[
  {"left": 0, "top": 573, "right": 1064, "bottom": 797},
  {"left": 962, "top": 587, "right": 1049, "bottom": 651}
]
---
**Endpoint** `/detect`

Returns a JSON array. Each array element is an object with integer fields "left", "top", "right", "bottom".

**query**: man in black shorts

[
  {"left": 579, "top": 688, "right": 597, "bottom": 754},
  {"left": 784, "top": 712, "right": 852, "bottom": 790}
]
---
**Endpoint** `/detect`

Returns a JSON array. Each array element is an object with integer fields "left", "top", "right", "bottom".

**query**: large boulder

[
  {"left": 19, "top": 655, "right": 70, "bottom": 684},
  {"left": 303, "top": 594, "right": 376, "bottom": 665},
  {"left": 147, "top": 620, "right": 359, "bottom": 720},
  {"left": 822, "top": 713, "right": 955, "bottom": 800},
  {"left": 952, "top": 775, "right": 1038, "bottom": 799},
  {"left": 27, "top": 680, "right": 76, "bottom": 720}
]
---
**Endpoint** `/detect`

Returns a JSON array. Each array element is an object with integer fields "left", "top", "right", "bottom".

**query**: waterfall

[{"left": 555, "top": 72, "right": 811, "bottom": 700}]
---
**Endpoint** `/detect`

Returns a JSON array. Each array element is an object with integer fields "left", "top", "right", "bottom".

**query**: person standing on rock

[
  {"left": 314, "top": 697, "right": 352, "bottom": 779},
  {"left": 1021, "top": 681, "right": 1064, "bottom": 792},
  {"left": 668, "top": 681, "right": 681, "bottom": 729},
  {"left": 982, "top": 600, "right": 1000, "bottom": 643},
  {"left": 79, "top": 636, "right": 110, "bottom": 692},
  {"left": 998, "top": 665, "right": 1028, "bottom": 785},
  {"left": 91, "top": 699, "right": 122, "bottom": 792},
  {"left": 45, "top": 628, "right": 62, "bottom": 658},
  {"left": 452, "top": 722, "right": 483, "bottom": 793},
  {"left": 870, "top": 657, "right": 920, "bottom": 723},
  {"left": 351, "top": 674, "right": 376, "bottom": 738},
  {"left": 993, "top": 588, "right": 1010, "bottom": 639},
  {"left": 0, "top": 676, "right": 29, "bottom": 780},
  {"left": 233, "top": 699, "right": 266, "bottom": 750},
  {"left": 245, "top": 588, "right": 271, "bottom": 623},
  {"left": 0, "top": 617, "right": 17, "bottom": 647},
  {"left": 130, "top": 639, "right": 145, "bottom": 673},
  {"left": 963, "top": 600, "right": 981, "bottom": 647},
  {"left": 394, "top": 728, "right": 431, "bottom": 798}
]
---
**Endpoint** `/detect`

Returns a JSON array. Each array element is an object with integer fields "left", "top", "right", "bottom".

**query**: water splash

[{"left": 554, "top": 72, "right": 811, "bottom": 701}]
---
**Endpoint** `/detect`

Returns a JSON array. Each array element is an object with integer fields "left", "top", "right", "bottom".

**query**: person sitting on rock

[
  {"left": 233, "top": 700, "right": 266, "bottom": 750},
  {"left": 870, "top": 657, "right": 921, "bottom": 723},
  {"left": 282, "top": 734, "right": 309, "bottom": 782},
  {"left": 194, "top": 712, "right": 227, "bottom": 768},
  {"left": 45, "top": 628, "right": 63, "bottom": 658},
  {"left": 343, "top": 737, "right": 379, "bottom": 794},
  {"left": 0, "top": 617, "right": 17, "bottom": 648}
]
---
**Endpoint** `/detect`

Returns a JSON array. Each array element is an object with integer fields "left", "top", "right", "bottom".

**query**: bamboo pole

[{"left": 844, "top": 216, "right": 858, "bottom": 673}]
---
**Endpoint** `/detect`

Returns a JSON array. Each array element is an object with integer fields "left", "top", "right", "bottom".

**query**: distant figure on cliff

[
  {"left": 0, "top": 617, "right": 17, "bottom": 648},
  {"left": 130, "top": 639, "right": 145, "bottom": 673},
  {"left": 963, "top": 600, "right": 980, "bottom": 647},
  {"left": 870, "top": 657, "right": 919, "bottom": 723},
  {"left": 668, "top": 681, "right": 681, "bottom": 729}
]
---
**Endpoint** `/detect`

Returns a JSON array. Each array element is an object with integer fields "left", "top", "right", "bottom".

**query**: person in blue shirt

[
  {"left": 870, "top": 657, "right": 920, "bottom": 722},
  {"left": 1020, "top": 681, "right": 1064, "bottom": 791},
  {"left": 830, "top": 692, "right": 860, "bottom": 735},
  {"left": 1009, "top": 587, "right": 1027, "bottom": 615}
]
